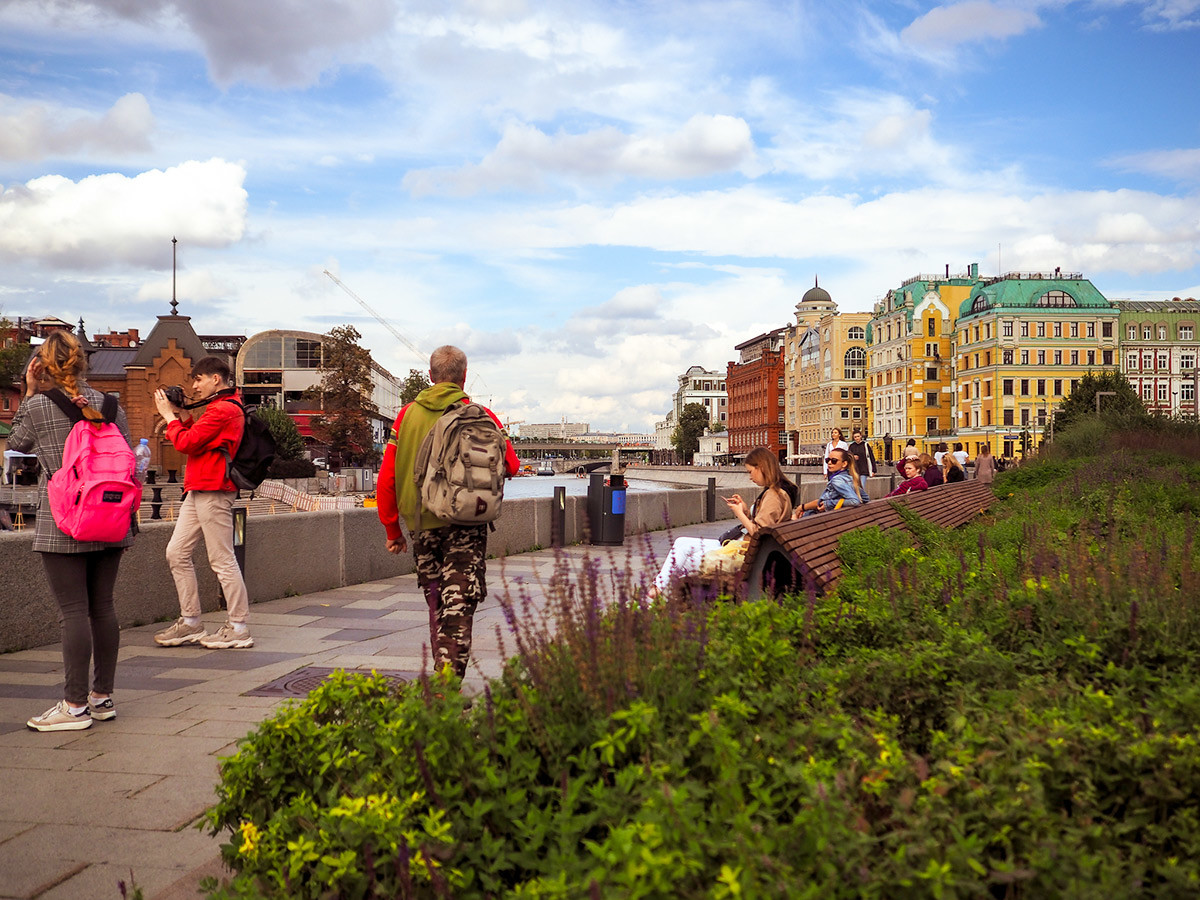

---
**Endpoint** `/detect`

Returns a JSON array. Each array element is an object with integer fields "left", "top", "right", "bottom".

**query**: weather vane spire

[{"left": 171, "top": 236, "right": 179, "bottom": 315}]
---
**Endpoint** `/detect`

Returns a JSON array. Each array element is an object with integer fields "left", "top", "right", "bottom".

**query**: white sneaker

[
  {"left": 28, "top": 700, "right": 92, "bottom": 732},
  {"left": 154, "top": 618, "right": 208, "bottom": 647}
]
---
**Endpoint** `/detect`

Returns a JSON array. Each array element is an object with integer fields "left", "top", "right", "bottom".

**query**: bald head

[{"left": 430, "top": 345, "right": 467, "bottom": 386}]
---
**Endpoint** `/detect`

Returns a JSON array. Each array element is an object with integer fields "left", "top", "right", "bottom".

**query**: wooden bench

[{"left": 737, "top": 480, "right": 998, "bottom": 600}]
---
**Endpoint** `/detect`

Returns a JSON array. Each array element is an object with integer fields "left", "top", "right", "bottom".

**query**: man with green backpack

[{"left": 376, "top": 346, "right": 519, "bottom": 679}]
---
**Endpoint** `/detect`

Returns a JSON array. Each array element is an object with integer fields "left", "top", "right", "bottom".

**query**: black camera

[{"left": 163, "top": 385, "right": 187, "bottom": 408}]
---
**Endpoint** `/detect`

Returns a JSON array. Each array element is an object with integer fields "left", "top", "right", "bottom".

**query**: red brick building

[{"left": 726, "top": 327, "right": 787, "bottom": 460}]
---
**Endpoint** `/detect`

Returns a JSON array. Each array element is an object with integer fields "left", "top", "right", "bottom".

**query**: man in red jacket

[
  {"left": 377, "top": 346, "right": 518, "bottom": 678},
  {"left": 152, "top": 357, "right": 253, "bottom": 650}
]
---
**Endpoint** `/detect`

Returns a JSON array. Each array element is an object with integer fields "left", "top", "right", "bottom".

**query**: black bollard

[
  {"left": 706, "top": 477, "right": 717, "bottom": 522},
  {"left": 150, "top": 486, "right": 163, "bottom": 520},
  {"left": 551, "top": 485, "right": 566, "bottom": 548},
  {"left": 167, "top": 469, "right": 178, "bottom": 483}
]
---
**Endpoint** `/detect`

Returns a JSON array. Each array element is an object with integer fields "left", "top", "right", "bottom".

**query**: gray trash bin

[{"left": 587, "top": 472, "right": 626, "bottom": 545}]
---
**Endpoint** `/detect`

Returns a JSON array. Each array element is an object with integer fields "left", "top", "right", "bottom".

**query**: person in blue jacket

[{"left": 794, "top": 447, "right": 868, "bottom": 517}]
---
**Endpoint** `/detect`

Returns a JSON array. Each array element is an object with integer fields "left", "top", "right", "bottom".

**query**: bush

[{"left": 204, "top": 428, "right": 1200, "bottom": 899}]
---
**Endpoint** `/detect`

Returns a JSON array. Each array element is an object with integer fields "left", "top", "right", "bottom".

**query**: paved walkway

[{"left": 0, "top": 523, "right": 725, "bottom": 899}]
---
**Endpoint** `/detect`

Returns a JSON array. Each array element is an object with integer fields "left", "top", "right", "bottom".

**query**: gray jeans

[{"left": 40, "top": 549, "right": 123, "bottom": 706}]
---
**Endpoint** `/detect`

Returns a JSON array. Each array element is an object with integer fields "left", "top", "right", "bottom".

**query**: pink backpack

[{"left": 46, "top": 391, "right": 141, "bottom": 543}]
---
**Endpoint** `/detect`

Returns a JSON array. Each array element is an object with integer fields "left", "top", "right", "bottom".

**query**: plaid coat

[{"left": 8, "top": 386, "right": 136, "bottom": 554}]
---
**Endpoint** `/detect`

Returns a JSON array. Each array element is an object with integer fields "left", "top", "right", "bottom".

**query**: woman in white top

[{"left": 823, "top": 428, "right": 849, "bottom": 475}]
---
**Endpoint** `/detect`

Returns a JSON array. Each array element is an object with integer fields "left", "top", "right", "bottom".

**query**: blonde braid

[{"left": 39, "top": 333, "right": 103, "bottom": 421}]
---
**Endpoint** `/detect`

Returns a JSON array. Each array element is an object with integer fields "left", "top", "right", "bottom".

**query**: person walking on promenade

[
  {"left": 153, "top": 357, "right": 253, "bottom": 650},
  {"left": 376, "top": 346, "right": 519, "bottom": 678},
  {"left": 823, "top": 428, "right": 849, "bottom": 476},
  {"left": 847, "top": 429, "right": 876, "bottom": 478},
  {"left": 902, "top": 438, "right": 920, "bottom": 460},
  {"left": 12, "top": 331, "right": 135, "bottom": 731},
  {"left": 974, "top": 444, "right": 997, "bottom": 484}
]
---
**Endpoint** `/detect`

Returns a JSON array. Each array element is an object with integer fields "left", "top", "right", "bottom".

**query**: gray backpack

[{"left": 413, "top": 401, "right": 506, "bottom": 526}]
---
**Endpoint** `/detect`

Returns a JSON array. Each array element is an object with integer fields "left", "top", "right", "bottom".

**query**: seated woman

[
  {"left": 648, "top": 447, "right": 792, "bottom": 599},
  {"left": 794, "top": 448, "right": 867, "bottom": 518},
  {"left": 886, "top": 457, "right": 929, "bottom": 496},
  {"left": 918, "top": 452, "right": 943, "bottom": 487},
  {"left": 942, "top": 452, "right": 966, "bottom": 484}
]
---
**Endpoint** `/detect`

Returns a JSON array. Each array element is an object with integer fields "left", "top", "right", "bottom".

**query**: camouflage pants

[{"left": 413, "top": 524, "right": 488, "bottom": 678}]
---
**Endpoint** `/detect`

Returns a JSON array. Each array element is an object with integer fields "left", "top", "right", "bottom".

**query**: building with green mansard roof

[{"left": 954, "top": 273, "right": 1120, "bottom": 461}]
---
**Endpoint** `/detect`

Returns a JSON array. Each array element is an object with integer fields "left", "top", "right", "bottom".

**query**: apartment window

[
  {"left": 926, "top": 342, "right": 939, "bottom": 358},
  {"left": 1126, "top": 356, "right": 1137, "bottom": 372},
  {"left": 1021, "top": 322, "right": 1030, "bottom": 338},
  {"left": 985, "top": 323, "right": 992, "bottom": 339},
  {"left": 974, "top": 353, "right": 980, "bottom": 368},
  {"left": 1037, "top": 351, "right": 1045, "bottom": 365},
  {"left": 985, "top": 351, "right": 992, "bottom": 366},
  {"left": 926, "top": 391, "right": 939, "bottom": 407},
  {"left": 1159, "top": 326, "right": 1168, "bottom": 340},
  {"left": 1003, "top": 379, "right": 1014, "bottom": 395},
  {"left": 1021, "top": 350, "right": 1029, "bottom": 365},
  {"left": 1143, "top": 351, "right": 1154, "bottom": 369},
  {"left": 1102, "top": 322, "right": 1113, "bottom": 338},
  {"left": 926, "top": 366, "right": 938, "bottom": 381},
  {"left": 1003, "top": 409, "right": 1014, "bottom": 426},
  {"left": 1037, "top": 322, "right": 1045, "bottom": 337},
  {"left": 1054, "top": 323, "right": 1062, "bottom": 337},
  {"left": 1003, "top": 321, "right": 1014, "bottom": 337},
  {"left": 1002, "top": 349, "right": 1014, "bottom": 365},
  {"left": 1020, "top": 379, "right": 1030, "bottom": 396},
  {"left": 1088, "top": 323, "right": 1096, "bottom": 338},
  {"left": 1070, "top": 323, "right": 1079, "bottom": 338},
  {"left": 926, "top": 417, "right": 938, "bottom": 434},
  {"left": 928, "top": 319, "right": 936, "bottom": 337},
  {"left": 1158, "top": 383, "right": 1169, "bottom": 403},
  {"left": 984, "top": 380, "right": 992, "bottom": 397},
  {"left": 841, "top": 387, "right": 850, "bottom": 399},
  {"left": 1143, "top": 383, "right": 1154, "bottom": 400},
  {"left": 1158, "top": 352, "right": 1169, "bottom": 369},
  {"left": 1088, "top": 351, "right": 1096, "bottom": 365},
  {"left": 1021, "top": 408, "right": 1031, "bottom": 426},
  {"left": 852, "top": 407, "right": 861, "bottom": 418},
  {"left": 1103, "top": 350, "right": 1114, "bottom": 366},
  {"left": 974, "top": 326, "right": 980, "bottom": 342},
  {"left": 1182, "top": 326, "right": 1194, "bottom": 341},
  {"left": 841, "top": 407, "right": 850, "bottom": 419},
  {"left": 1183, "top": 353, "right": 1196, "bottom": 370},
  {"left": 1129, "top": 324, "right": 1138, "bottom": 340},
  {"left": 973, "top": 380, "right": 980, "bottom": 399},
  {"left": 1054, "top": 350, "right": 1062, "bottom": 365},
  {"left": 1184, "top": 383, "right": 1196, "bottom": 403},
  {"left": 1054, "top": 379, "right": 1063, "bottom": 396},
  {"left": 1143, "top": 325, "right": 1153, "bottom": 340},
  {"left": 1037, "top": 379, "right": 1046, "bottom": 395},
  {"left": 1071, "top": 350, "right": 1079, "bottom": 365}
]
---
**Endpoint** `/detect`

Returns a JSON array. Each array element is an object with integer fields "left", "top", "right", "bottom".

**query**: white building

[
  {"left": 673, "top": 365, "right": 728, "bottom": 426},
  {"left": 694, "top": 430, "right": 730, "bottom": 466},
  {"left": 518, "top": 422, "right": 590, "bottom": 439}
]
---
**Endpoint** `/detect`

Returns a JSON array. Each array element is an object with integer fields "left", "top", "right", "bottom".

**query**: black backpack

[{"left": 221, "top": 398, "right": 277, "bottom": 491}]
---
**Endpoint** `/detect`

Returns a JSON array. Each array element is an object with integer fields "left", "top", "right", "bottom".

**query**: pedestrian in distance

[
  {"left": 934, "top": 441, "right": 949, "bottom": 466},
  {"left": 847, "top": 428, "right": 876, "bottom": 478},
  {"left": 902, "top": 438, "right": 920, "bottom": 460},
  {"left": 919, "top": 452, "right": 944, "bottom": 487},
  {"left": 154, "top": 357, "right": 254, "bottom": 650},
  {"left": 974, "top": 444, "right": 997, "bottom": 484},
  {"left": 952, "top": 441, "right": 969, "bottom": 468},
  {"left": 11, "top": 331, "right": 135, "bottom": 731},
  {"left": 376, "top": 346, "right": 519, "bottom": 679},
  {"left": 823, "top": 427, "right": 849, "bottom": 476}
]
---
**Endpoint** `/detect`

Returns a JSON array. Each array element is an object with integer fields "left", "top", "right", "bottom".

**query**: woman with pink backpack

[{"left": 10, "top": 330, "right": 137, "bottom": 732}]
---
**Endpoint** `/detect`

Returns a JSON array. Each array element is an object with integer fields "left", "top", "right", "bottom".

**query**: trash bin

[{"left": 587, "top": 471, "right": 626, "bottom": 545}]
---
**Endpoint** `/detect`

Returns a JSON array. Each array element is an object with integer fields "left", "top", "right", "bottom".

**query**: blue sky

[{"left": 1, "top": 0, "right": 1198, "bottom": 432}]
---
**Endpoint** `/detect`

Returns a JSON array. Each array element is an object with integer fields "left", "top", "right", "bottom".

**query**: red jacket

[
  {"left": 165, "top": 394, "right": 244, "bottom": 492},
  {"left": 377, "top": 398, "right": 518, "bottom": 541}
]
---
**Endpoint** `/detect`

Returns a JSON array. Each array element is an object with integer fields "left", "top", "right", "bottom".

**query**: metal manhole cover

[{"left": 246, "top": 665, "right": 420, "bottom": 698}]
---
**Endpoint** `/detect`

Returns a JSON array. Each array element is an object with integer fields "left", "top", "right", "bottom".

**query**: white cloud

[
  {"left": 0, "top": 158, "right": 248, "bottom": 268},
  {"left": 1141, "top": 0, "right": 1200, "bottom": 30},
  {"left": 901, "top": 2, "right": 1043, "bottom": 50},
  {"left": 403, "top": 114, "right": 756, "bottom": 195},
  {"left": 1110, "top": 147, "right": 1200, "bottom": 182},
  {"left": 0, "top": 93, "right": 154, "bottom": 161}
]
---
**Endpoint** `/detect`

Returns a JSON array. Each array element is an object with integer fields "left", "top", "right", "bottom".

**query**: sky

[{"left": 1, "top": 0, "right": 1198, "bottom": 434}]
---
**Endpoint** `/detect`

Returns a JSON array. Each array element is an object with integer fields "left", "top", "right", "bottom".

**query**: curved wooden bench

[{"left": 739, "top": 480, "right": 998, "bottom": 600}]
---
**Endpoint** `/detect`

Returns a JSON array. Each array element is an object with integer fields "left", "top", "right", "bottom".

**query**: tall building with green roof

[{"left": 954, "top": 273, "right": 1119, "bottom": 459}]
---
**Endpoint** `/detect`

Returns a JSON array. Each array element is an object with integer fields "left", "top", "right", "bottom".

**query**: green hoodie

[{"left": 394, "top": 381, "right": 468, "bottom": 532}]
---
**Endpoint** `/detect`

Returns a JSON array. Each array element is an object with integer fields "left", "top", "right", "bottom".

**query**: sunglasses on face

[{"left": 826, "top": 457, "right": 844, "bottom": 465}]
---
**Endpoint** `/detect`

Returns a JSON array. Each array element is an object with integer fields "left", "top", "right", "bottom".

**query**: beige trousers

[{"left": 165, "top": 491, "right": 249, "bottom": 623}]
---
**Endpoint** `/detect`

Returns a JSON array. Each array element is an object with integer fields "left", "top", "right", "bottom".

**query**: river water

[{"left": 503, "top": 474, "right": 677, "bottom": 499}]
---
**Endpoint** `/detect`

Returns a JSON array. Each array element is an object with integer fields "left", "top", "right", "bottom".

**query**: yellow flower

[{"left": 239, "top": 821, "right": 260, "bottom": 857}]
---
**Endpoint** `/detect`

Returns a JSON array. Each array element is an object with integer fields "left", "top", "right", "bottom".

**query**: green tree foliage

[
  {"left": 709, "top": 421, "right": 726, "bottom": 432},
  {"left": 671, "top": 402, "right": 709, "bottom": 463},
  {"left": 0, "top": 317, "right": 30, "bottom": 389},
  {"left": 255, "top": 405, "right": 305, "bottom": 461},
  {"left": 306, "top": 325, "right": 380, "bottom": 467},
  {"left": 399, "top": 368, "right": 431, "bottom": 406},
  {"left": 1055, "top": 369, "right": 1147, "bottom": 434}
]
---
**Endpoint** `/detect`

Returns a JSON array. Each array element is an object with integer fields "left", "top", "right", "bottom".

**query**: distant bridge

[{"left": 514, "top": 441, "right": 653, "bottom": 454}]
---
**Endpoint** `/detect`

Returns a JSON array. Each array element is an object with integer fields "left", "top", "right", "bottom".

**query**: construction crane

[{"left": 323, "top": 269, "right": 426, "bottom": 366}]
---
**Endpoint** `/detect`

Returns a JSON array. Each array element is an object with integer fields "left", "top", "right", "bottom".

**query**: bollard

[
  {"left": 706, "top": 477, "right": 717, "bottom": 522},
  {"left": 550, "top": 485, "right": 566, "bottom": 548},
  {"left": 167, "top": 469, "right": 178, "bottom": 483},
  {"left": 218, "top": 506, "right": 248, "bottom": 610},
  {"left": 150, "top": 485, "right": 163, "bottom": 520},
  {"left": 145, "top": 469, "right": 156, "bottom": 485}
]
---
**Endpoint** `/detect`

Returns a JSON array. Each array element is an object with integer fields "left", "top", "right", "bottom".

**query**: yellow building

[
  {"left": 953, "top": 273, "right": 1119, "bottom": 459},
  {"left": 783, "top": 280, "right": 868, "bottom": 460},
  {"left": 867, "top": 267, "right": 977, "bottom": 461}
]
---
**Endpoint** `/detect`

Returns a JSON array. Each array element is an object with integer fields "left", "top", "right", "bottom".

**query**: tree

[
  {"left": 255, "top": 405, "right": 305, "bottom": 461},
  {"left": 1054, "top": 369, "right": 1147, "bottom": 434},
  {"left": 710, "top": 421, "right": 726, "bottom": 433},
  {"left": 0, "top": 317, "right": 29, "bottom": 390},
  {"left": 306, "top": 325, "right": 380, "bottom": 467},
  {"left": 671, "top": 402, "right": 710, "bottom": 464},
  {"left": 399, "top": 368, "right": 431, "bottom": 406}
]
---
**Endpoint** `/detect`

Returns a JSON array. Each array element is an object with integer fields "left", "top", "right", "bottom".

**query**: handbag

[{"left": 699, "top": 538, "right": 748, "bottom": 579}]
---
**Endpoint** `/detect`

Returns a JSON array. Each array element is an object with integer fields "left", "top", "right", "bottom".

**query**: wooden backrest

[{"left": 740, "top": 480, "right": 998, "bottom": 597}]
